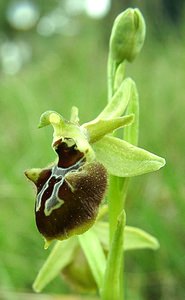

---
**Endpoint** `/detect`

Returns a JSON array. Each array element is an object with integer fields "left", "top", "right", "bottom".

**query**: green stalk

[
  {"left": 108, "top": 176, "right": 124, "bottom": 241},
  {"left": 101, "top": 211, "right": 126, "bottom": 300},
  {"left": 107, "top": 173, "right": 127, "bottom": 299},
  {"left": 101, "top": 10, "right": 142, "bottom": 297},
  {"left": 106, "top": 52, "right": 127, "bottom": 300},
  {"left": 107, "top": 54, "right": 117, "bottom": 101}
]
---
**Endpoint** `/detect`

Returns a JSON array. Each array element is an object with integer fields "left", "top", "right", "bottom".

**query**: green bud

[{"left": 110, "top": 8, "right": 146, "bottom": 63}]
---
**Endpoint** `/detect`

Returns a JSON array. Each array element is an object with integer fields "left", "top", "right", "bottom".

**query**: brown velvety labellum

[{"left": 34, "top": 139, "right": 107, "bottom": 241}]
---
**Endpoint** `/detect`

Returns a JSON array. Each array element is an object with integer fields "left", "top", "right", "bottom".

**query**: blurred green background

[{"left": 0, "top": 0, "right": 185, "bottom": 299}]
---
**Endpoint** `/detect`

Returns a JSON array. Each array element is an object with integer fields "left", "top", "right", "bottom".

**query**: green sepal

[
  {"left": 97, "top": 78, "right": 134, "bottom": 120},
  {"left": 38, "top": 110, "right": 65, "bottom": 129},
  {"left": 101, "top": 211, "right": 126, "bottom": 300},
  {"left": 94, "top": 222, "right": 160, "bottom": 251},
  {"left": 33, "top": 237, "right": 77, "bottom": 292},
  {"left": 83, "top": 114, "right": 134, "bottom": 143},
  {"left": 38, "top": 110, "right": 67, "bottom": 142},
  {"left": 93, "top": 135, "right": 166, "bottom": 177}
]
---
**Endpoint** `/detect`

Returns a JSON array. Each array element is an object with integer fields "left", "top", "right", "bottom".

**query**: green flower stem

[
  {"left": 107, "top": 176, "right": 127, "bottom": 299},
  {"left": 107, "top": 68, "right": 139, "bottom": 239},
  {"left": 119, "top": 80, "right": 139, "bottom": 206},
  {"left": 106, "top": 14, "right": 143, "bottom": 294},
  {"left": 107, "top": 49, "right": 128, "bottom": 239},
  {"left": 107, "top": 45, "right": 127, "bottom": 300},
  {"left": 101, "top": 211, "right": 126, "bottom": 300},
  {"left": 107, "top": 54, "right": 118, "bottom": 101},
  {"left": 108, "top": 176, "right": 124, "bottom": 242}
]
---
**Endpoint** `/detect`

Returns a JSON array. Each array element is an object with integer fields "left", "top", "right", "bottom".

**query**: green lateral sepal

[{"left": 93, "top": 135, "right": 166, "bottom": 177}]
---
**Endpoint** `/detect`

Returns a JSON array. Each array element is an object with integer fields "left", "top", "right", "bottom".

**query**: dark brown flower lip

[
  {"left": 31, "top": 137, "right": 107, "bottom": 242},
  {"left": 35, "top": 161, "right": 107, "bottom": 241},
  {"left": 26, "top": 133, "right": 108, "bottom": 243}
]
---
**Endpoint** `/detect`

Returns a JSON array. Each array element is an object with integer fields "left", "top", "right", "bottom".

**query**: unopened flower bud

[{"left": 110, "top": 8, "right": 146, "bottom": 63}]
